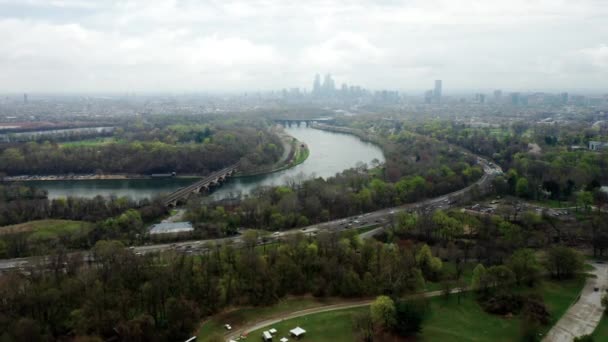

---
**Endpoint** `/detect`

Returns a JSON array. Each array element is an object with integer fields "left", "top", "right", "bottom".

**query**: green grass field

[
  {"left": 247, "top": 307, "right": 367, "bottom": 342},
  {"left": 224, "top": 277, "right": 585, "bottom": 342},
  {"left": 592, "top": 313, "right": 608, "bottom": 340},
  {"left": 292, "top": 143, "right": 310, "bottom": 166},
  {"left": 197, "top": 297, "right": 348, "bottom": 341},
  {"left": 59, "top": 137, "right": 117, "bottom": 147},
  {"left": 0, "top": 219, "right": 93, "bottom": 237},
  {"left": 422, "top": 276, "right": 585, "bottom": 341}
]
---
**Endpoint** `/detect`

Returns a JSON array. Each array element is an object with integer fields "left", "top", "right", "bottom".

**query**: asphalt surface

[
  {"left": 0, "top": 154, "right": 502, "bottom": 271},
  {"left": 543, "top": 262, "right": 608, "bottom": 342}
]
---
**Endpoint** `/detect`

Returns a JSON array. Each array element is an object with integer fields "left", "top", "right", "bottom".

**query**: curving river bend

[{"left": 28, "top": 127, "right": 385, "bottom": 200}]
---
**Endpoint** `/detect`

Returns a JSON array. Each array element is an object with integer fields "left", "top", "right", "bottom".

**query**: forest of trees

[
  {"left": 0, "top": 117, "right": 282, "bottom": 176},
  {"left": 0, "top": 229, "right": 585, "bottom": 341}
]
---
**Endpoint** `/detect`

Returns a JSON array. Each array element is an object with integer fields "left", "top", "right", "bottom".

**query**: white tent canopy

[
  {"left": 289, "top": 327, "right": 306, "bottom": 337},
  {"left": 280, "top": 338, "right": 289, "bottom": 342}
]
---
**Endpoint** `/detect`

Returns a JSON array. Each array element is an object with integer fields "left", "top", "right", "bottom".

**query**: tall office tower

[
  {"left": 424, "top": 89, "right": 433, "bottom": 104},
  {"left": 313, "top": 74, "right": 322, "bottom": 96},
  {"left": 510, "top": 92, "right": 520, "bottom": 105},
  {"left": 23, "top": 93, "right": 28, "bottom": 104},
  {"left": 433, "top": 80, "right": 442, "bottom": 103},
  {"left": 322, "top": 74, "right": 335, "bottom": 96},
  {"left": 493, "top": 89, "right": 502, "bottom": 102},
  {"left": 561, "top": 92, "right": 569, "bottom": 104}
]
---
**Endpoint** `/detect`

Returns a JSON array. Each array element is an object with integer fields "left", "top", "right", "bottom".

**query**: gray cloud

[{"left": 0, "top": 0, "right": 606, "bottom": 93}]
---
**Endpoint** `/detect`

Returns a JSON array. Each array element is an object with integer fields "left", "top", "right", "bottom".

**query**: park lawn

[
  {"left": 246, "top": 307, "right": 368, "bottom": 342},
  {"left": 0, "top": 219, "right": 93, "bottom": 236},
  {"left": 291, "top": 142, "right": 310, "bottom": 166},
  {"left": 421, "top": 294, "right": 520, "bottom": 341},
  {"left": 422, "top": 276, "right": 586, "bottom": 341},
  {"left": 592, "top": 313, "right": 608, "bottom": 340},
  {"left": 197, "top": 297, "right": 349, "bottom": 341},
  {"left": 519, "top": 276, "right": 586, "bottom": 335},
  {"left": 59, "top": 137, "right": 117, "bottom": 147},
  {"left": 214, "top": 277, "right": 585, "bottom": 342}
]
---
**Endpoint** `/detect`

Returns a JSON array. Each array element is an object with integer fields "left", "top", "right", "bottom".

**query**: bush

[
  {"left": 393, "top": 298, "right": 429, "bottom": 337},
  {"left": 480, "top": 293, "right": 524, "bottom": 315},
  {"left": 522, "top": 294, "right": 550, "bottom": 325}
]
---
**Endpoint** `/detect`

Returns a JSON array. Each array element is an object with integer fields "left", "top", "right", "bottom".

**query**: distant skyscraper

[
  {"left": 561, "top": 92, "right": 569, "bottom": 104},
  {"left": 493, "top": 90, "right": 502, "bottom": 102},
  {"left": 433, "top": 80, "right": 442, "bottom": 103},
  {"left": 510, "top": 92, "right": 520, "bottom": 105},
  {"left": 322, "top": 74, "right": 335, "bottom": 96},
  {"left": 313, "top": 74, "right": 321, "bottom": 96},
  {"left": 424, "top": 90, "right": 433, "bottom": 104},
  {"left": 23, "top": 93, "right": 28, "bottom": 104}
]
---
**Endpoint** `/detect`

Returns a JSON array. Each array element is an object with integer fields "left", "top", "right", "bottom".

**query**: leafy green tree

[
  {"left": 508, "top": 249, "right": 542, "bottom": 286},
  {"left": 576, "top": 190, "right": 593, "bottom": 212},
  {"left": 545, "top": 246, "right": 583, "bottom": 279},
  {"left": 471, "top": 263, "right": 488, "bottom": 293},
  {"left": 352, "top": 311, "right": 374, "bottom": 342},
  {"left": 516, "top": 178, "right": 530, "bottom": 198},
  {"left": 370, "top": 296, "right": 396, "bottom": 330},
  {"left": 393, "top": 299, "right": 428, "bottom": 337}
]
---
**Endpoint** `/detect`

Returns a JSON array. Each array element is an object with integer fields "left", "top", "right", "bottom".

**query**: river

[{"left": 27, "top": 127, "right": 385, "bottom": 200}]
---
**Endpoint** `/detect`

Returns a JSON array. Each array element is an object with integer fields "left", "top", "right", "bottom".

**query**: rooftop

[{"left": 149, "top": 221, "right": 194, "bottom": 235}]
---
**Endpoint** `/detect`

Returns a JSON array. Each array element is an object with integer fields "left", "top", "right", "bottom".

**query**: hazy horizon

[{"left": 1, "top": 0, "right": 607, "bottom": 93}]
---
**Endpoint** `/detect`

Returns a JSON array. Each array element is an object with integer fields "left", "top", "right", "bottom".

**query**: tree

[
  {"left": 352, "top": 311, "right": 374, "bottom": 342},
  {"left": 508, "top": 249, "right": 542, "bottom": 286},
  {"left": 166, "top": 297, "right": 200, "bottom": 340},
  {"left": 516, "top": 178, "right": 530, "bottom": 198},
  {"left": 471, "top": 263, "right": 488, "bottom": 293},
  {"left": 393, "top": 298, "right": 428, "bottom": 337},
  {"left": 545, "top": 246, "right": 583, "bottom": 279},
  {"left": 576, "top": 190, "right": 593, "bottom": 212},
  {"left": 370, "top": 296, "right": 396, "bottom": 330}
]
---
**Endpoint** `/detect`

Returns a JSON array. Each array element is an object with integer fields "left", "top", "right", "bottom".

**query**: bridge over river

[
  {"left": 163, "top": 163, "right": 239, "bottom": 207},
  {"left": 273, "top": 117, "right": 334, "bottom": 127}
]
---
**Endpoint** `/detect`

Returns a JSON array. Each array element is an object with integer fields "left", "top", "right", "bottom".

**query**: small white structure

[
  {"left": 280, "top": 338, "right": 289, "bottom": 342},
  {"left": 263, "top": 331, "right": 273, "bottom": 341},
  {"left": 224, "top": 324, "right": 232, "bottom": 330},
  {"left": 289, "top": 327, "right": 306, "bottom": 338},
  {"left": 269, "top": 328, "right": 277, "bottom": 334},
  {"left": 149, "top": 221, "right": 194, "bottom": 235},
  {"left": 589, "top": 141, "right": 608, "bottom": 151}
]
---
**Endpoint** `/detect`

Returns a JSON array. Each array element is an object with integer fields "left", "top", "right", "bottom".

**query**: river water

[{"left": 27, "top": 127, "right": 385, "bottom": 200}]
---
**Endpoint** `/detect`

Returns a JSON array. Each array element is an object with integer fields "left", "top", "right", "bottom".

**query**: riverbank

[
  {"left": 235, "top": 126, "right": 309, "bottom": 177},
  {"left": 2, "top": 174, "right": 202, "bottom": 182},
  {"left": 311, "top": 123, "right": 384, "bottom": 148}
]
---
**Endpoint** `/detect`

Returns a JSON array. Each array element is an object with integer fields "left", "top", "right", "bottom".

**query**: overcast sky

[{"left": 0, "top": 0, "right": 607, "bottom": 93}]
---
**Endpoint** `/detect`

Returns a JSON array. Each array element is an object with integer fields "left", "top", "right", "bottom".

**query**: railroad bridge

[
  {"left": 163, "top": 164, "right": 239, "bottom": 207},
  {"left": 273, "top": 117, "right": 334, "bottom": 127}
]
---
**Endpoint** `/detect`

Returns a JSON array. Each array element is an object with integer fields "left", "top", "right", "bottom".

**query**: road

[
  {"left": 543, "top": 262, "right": 608, "bottom": 341},
  {"left": 224, "top": 288, "right": 462, "bottom": 341},
  {"left": 0, "top": 154, "right": 502, "bottom": 271}
]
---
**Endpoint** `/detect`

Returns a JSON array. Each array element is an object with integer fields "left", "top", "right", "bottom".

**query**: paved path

[
  {"left": 543, "top": 263, "right": 608, "bottom": 342},
  {"left": 224, "top": 289, "right": 453, "bottom": 341}
]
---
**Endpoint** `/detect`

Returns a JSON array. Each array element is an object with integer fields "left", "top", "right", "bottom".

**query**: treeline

[
  {"left": 409, "top": 119, "right": 608, "bottom": 203},
  {"left": 0, "top": 184, "right": 167, "bottom": 258},
  {"left": 0, "top": 231, "right": 585, "bottom": 341},
  {"left": 0, "top": 117, "right": 283, "bottom": 175},
  {"left": 186, "top": 160, "right": 482, "bottom": 237},
  {"left": 0, "top": 233, "right": 431, "bottom": 341}
]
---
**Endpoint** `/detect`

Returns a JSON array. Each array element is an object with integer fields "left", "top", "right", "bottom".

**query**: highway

[{"left": 0, "top": 154, "right": 502, "bottom": 272}]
